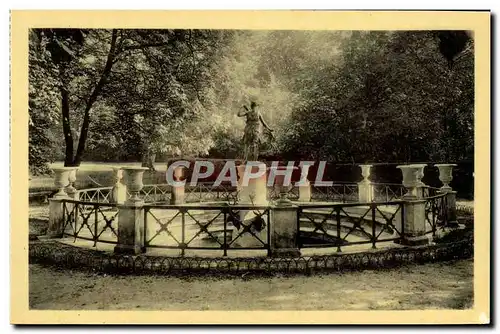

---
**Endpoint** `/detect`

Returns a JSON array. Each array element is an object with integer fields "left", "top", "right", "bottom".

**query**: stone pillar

[
  {"left": 233, "top": 162, "right": 269, "bottom": 248},
  {"left": 269, "top": 202, "right": 301, "bottom": 257},
  {"left": 397, "top": 165, "right": 430, "bottom": 245},
  {"left": 435, "top": 163, "right": 458, "bottom": 227},
  {"left": 111, "top": 167, "right": 126, "bottom": 204},
  {"left": 358, "top": 164, "right": 373, "bottom": 202},
  {"left": 170, "top": 166, "right": 185, "bottom": 205},
  {"left": 114, "top": 167, "right": 148, "bottom": 254},
  {"left": 47, "top": 167, "right": 74, "bottom": 238}
]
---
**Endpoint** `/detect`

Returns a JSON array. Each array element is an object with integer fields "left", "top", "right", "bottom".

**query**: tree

[
  {"left": 29, "top": 28, "right": 233, "bottom": 169},
  {"left": 279, "top": 30, "right": 474, "bottom": 163}
]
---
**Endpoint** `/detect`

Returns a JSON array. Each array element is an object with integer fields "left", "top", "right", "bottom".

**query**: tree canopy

[{"left": 28, "top": 29, "right": 474, "bottom": 174}]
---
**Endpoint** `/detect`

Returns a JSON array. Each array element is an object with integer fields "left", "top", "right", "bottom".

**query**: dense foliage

[{"left": 28, "top": 29, "right": 473, "bottom": 174}]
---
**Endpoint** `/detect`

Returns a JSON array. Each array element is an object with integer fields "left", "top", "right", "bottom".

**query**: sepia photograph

[{"left": 10, "top": 10, "right": 490, "bottom": 324}]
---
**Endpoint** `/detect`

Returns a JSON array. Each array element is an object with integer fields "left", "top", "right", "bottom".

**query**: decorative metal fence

[
  {"left": 424, "top": 192, "right": 448, "bottom": 237},
  {"left": 62, "top": 200, "right": 118, "bottom": 245},
  {"left": 143, "top": 204, "right": 271, "bottom": 256},
  {"left": 297, "top": 201, "right": 404, "bottom": 251},
  {"left": 372, "top": 183, "right": 407, "bottom": 202},
  {"left": 59, "top": 182, "right": 450, "bottom": 256},
  {"left": 75, "top": 182, "right": 413, "bottom": 205},
  {"left": 77, "top": 187, "right": 113, "bottom": 203},
  {"left": 310, "top": 183, "right": 359, "bottom": 202}
]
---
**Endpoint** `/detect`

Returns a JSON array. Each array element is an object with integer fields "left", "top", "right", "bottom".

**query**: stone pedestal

[
  {"left": 269, "top": 204, "right": 301, "bottom": 257},
  {"left": 114, "top": 201, "right": 145, "bottom": 254},
  {"left": 47, "top": 167, "right": 74, "bottom": 238},
  {"left": 435, "top": 164, "right": 458, "bottom": 227},
  {"left": 443, "top": 191, "right": 458, "bottom": 227},
  {"left": 234, "top": 162, "right": 269, "bottom": 247},
  {"left": 114, "top": 167, "right": 148, "bottom": 254},
  {"left": 170, "top": 166, "right": 185, "bottom": 205},
  {"left": 111, "top": 167, "right": 126, "bottom": 204},
  {"left": 397, "top": 165, "right": 430, "bottom": 245},
  {"left": 47, "top": 198, "right": 66, "bottom": 238},
  {"left": 400, "top": 197, "right": 430, "bottom": 246}
]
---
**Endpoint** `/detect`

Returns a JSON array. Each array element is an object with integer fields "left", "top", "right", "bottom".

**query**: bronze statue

[{"left": 237, "top": 101, "right": 274, "bottom": 161}]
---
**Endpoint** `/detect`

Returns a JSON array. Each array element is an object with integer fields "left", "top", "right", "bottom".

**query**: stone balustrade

[{"left": 46, "top": 162, "right": 461, "bottom": 255}]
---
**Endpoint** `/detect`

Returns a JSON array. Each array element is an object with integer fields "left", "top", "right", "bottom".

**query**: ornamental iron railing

[
  {"left": 58, "top": 183, "right": 450, "bottom": 256},
  {"left": 143, "top": 204, "right": 271, "bottom": 256}
]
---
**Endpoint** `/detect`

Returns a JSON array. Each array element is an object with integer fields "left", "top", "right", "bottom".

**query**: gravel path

[{"left": 30, "top": 259, "right": 473, "bottom": 310}]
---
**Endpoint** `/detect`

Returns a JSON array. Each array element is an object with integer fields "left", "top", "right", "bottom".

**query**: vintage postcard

[{"left": 11, "top": 10, "right": 490, "bottom": 324}]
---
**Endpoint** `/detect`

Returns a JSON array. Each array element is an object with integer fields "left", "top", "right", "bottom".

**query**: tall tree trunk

[
  {"left": 61, "top": 87, "right": 75, "bottom": 167},
  {"left": 73, "top": 29, "right": 119, "bottom": 166}
]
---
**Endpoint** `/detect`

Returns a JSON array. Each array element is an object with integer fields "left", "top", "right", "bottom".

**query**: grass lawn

[{"left": 29, "top": 259, "right": 473, "bottom": 311}]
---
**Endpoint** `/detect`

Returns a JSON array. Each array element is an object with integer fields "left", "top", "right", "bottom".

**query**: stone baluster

[
  {"left": 358, "top": 164, "right": 373, "bottom": 202},
  {"left": 47, "top": 167, "right": 74, "bottom": 238},
  {"left": 397, "top": 165, "right": 430, "bottom": 246},
  {"left": 114, "top": 167, "right": 148, "bottom": 254},
  {"left": 435, "top": 163, "right": 458, "bottom": 227}
]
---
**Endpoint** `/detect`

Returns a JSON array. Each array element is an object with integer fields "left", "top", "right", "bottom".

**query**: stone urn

[
  {"left": 52, "top": 167, "right": 75, "bottom": 198},
  {"left": 397, "top": 165, "right": 420, "bottom": 198},
  {"left": 410, "top": 164, "right": 427, "bottom": 186},
  {"left": 121, "top": 167, "right": 149, "bottom": 203},
  {"left": 65, "top": 168, "right": 78, "bottom": 199},
  {"left": 111, "top": 167, "right": 126, "bottom": 204},
  {"left": 435, "top": 164, "right": 457, "bottom": 191},
  {"left": 359, "top": 164, "right": 372, "bottom": 183},
  {"left": 358, "top": 164, "right": 373, "bottom": 202}
]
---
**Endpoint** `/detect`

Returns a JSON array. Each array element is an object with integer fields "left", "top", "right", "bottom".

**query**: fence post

[
  {"left": 47, "top": 167, "right": 74, "bottom": 238},
  {"left": 114, "top": 167, "right": 148, "bottom": 255},
  {"left": 435, "top": 163, "right": 458, "bottom": 227},
  {"left": 111, "top": 167, "right": 126, "bottom": 204},
  {"left": 269, "top": 201, "right": 301, "bottom": 257},
  {"left": 358, "top": 164, "right": 373, "bottom": 202},
  {"left": 397, "top": 165, "right": 430, "bottom": 246}
]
